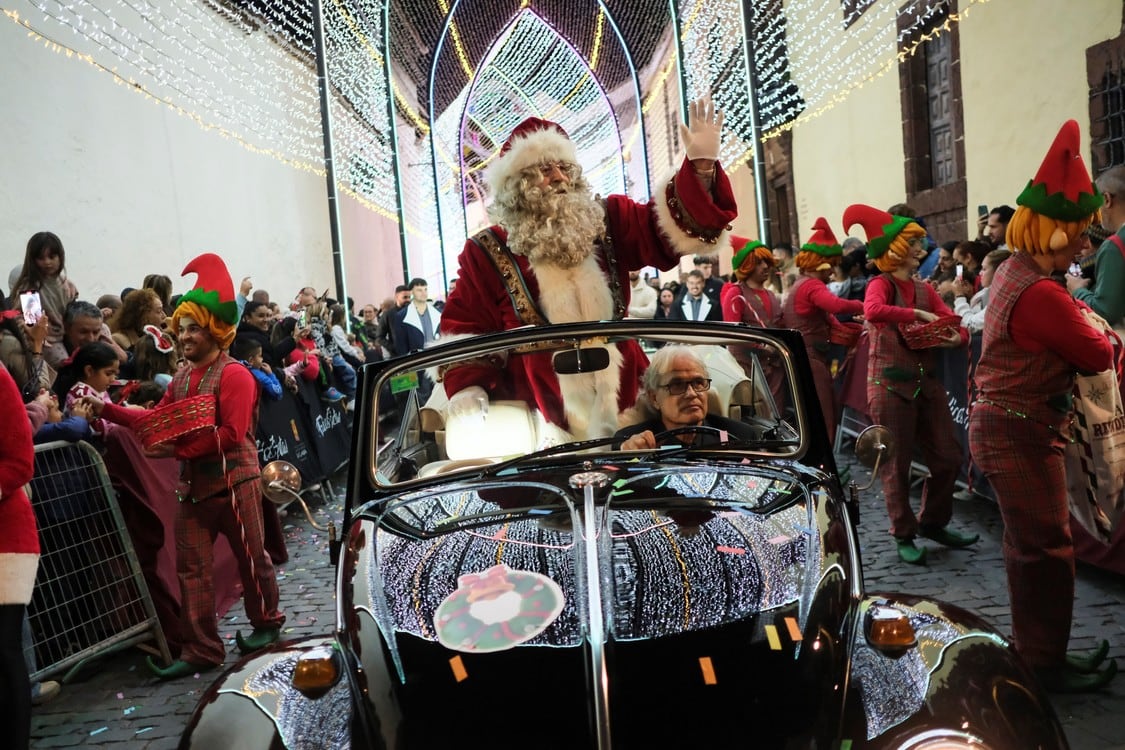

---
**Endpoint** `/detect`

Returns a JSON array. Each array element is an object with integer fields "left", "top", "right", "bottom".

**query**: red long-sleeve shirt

[
  {"left": 864, "top": 275, "right": 969, "bottom": 346},
  {"left": 103, "top": 360, "right": 257, "bottom": 460},
  {"left": 792, "top": 276, "right": 864, "bottom": 317},
  {"left": 1009, "top": 278, "right": 1113, "bottom": 373}
]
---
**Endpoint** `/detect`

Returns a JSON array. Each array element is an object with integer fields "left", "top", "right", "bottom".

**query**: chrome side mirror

[{"left": 261, "top": 460, "right": 334, "bottom": 537}]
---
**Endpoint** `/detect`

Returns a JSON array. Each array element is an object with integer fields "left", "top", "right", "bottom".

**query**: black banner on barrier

[
  {"left": 256, "top": 389, "right": 322, "bottom": 481},
  {"left": 295, "top": 378, "right": 351, "bottom": 477},
  {"left": 937, "top": 334, "right": 994, "bottom": 499}
]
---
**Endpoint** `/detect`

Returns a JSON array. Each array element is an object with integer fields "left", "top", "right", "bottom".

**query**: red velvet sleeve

[
  {"left": 1, "top": 368, "right": 34, "bottom": 498},
  {"left": 1010, "top": 280, "right": 1113, "bottom": 373},
  {"left": 863, "top": 275, "right": 917, "bottom": 325},
  {"left": 175, "top": 364, "right": 258, "bottom": 460}
]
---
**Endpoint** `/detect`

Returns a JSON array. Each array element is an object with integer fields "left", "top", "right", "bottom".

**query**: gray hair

[
  {"left": 64, "top": 300, "right": 102, "bottom": 326},
  {"left": 1095, "top": 165, "right": 1125, "bottom": 197},
  {"left": 640, "top": 345, "right": 709, "bottom": 394}
]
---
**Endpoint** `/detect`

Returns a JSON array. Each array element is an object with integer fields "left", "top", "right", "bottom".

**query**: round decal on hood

[{"left": 436, "top": 563, "right": 565, "bottom": 653}]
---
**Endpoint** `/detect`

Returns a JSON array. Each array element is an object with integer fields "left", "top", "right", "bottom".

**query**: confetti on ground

[
  {"left": 90, "top": 727, "right": 108, "bottom": 736},
  {"left": 124, "top": 706, "right": 136, "bottom": 715},
  {"left": 136, "top": 727, "right": 153, "bottom": 735},
  {"left": 116, "top": 692, "right": 124, "bottom": 700}
]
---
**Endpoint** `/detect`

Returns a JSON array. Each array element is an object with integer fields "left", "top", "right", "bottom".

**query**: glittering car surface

[{"left": 181, "top": 321, "right": 1068, "bottom": 750}]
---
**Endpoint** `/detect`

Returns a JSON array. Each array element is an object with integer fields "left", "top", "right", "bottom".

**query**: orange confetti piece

[
  {"left": 698, "top": 656, "right": 717, "bottom": 685},
  {"left": 449, "top": 655, "right": 468, "bottom": 682}
]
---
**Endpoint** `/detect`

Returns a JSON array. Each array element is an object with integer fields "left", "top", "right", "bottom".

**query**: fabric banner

[
  {"left": 294, "top": 378, "right": 351, "bottom": 478},
  {"left": 256, "top": 389, "right": 322, "bottom": 482}
]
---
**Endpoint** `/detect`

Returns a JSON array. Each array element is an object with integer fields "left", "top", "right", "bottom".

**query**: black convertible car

[{"left": 181, "top": 320, "right": 1068, "bottom": 749}]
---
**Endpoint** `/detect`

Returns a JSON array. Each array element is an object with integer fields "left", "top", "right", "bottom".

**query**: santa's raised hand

[{"left": 678, "top": 94, "right": 724, "bottom": 174}]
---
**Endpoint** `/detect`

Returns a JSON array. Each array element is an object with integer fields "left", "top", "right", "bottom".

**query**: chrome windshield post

[{"left": 570, "top": 469, "right": 611, "bottom": 749}]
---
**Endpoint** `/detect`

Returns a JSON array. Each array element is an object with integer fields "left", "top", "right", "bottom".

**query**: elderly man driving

[{"left": 616, "top": 345, "right": 753, "bottom": 450}]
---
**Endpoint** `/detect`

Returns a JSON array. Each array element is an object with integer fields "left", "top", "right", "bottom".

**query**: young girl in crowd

[
  {"left": 8, "top": 232, "right": 78, "bottom": 368},
  {"left": 63, "top": 341, "right": 120, "bottom": 436}
]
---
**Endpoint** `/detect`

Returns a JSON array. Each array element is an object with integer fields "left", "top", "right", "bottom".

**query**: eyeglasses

[
  {"left": 538, "top": 161, "right": 571, "bottom": 177},
  {"left": 657, "top": 378, "right": 712, "bottom": 395}
]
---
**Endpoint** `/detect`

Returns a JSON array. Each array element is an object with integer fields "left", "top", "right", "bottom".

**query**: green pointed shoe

[
  {"left": 146, "top": 657, "right": 217, "bottom": 681},
  {"left": 1066, "top": 640, "right": 1111, "bottom": 673},
  {"left": 236, "top": 626, "right": 281, "bottom": 654},
  {"left": 919, "top": 525, "right": 980, "bottom": 549},
  {"left": 1035, "top": 659, "right": 1118, "bottom": 693},
  {"left": 896, "top": 539, "right": 928, "bottom": 565}
]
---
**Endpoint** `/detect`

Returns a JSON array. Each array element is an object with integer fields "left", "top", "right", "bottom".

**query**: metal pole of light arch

[
  {"left": 311, "top": 0, "right": 350, "bottom": 326},
  {"left": 740, "top": 0, "right": 771, "bottom": 247}
]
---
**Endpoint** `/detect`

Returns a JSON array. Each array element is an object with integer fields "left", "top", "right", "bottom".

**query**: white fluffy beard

[{"left": 495, "top": 181, "right": 604, "bottom": 269}]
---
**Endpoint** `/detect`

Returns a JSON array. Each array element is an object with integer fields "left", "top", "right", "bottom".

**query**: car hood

[{"left": 349, "top": 462, "right": 852, "bottom": 747}]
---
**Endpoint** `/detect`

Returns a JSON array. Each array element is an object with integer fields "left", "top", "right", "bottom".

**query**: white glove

[
  {"left": 678, "top": 95, "right": 724, "bottom": 162},
  {"left": 447, "top": 386, "right": 489, "bottom": 421}
]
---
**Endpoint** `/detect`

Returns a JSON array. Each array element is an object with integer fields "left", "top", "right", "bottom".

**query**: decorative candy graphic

[{"left": 435, "top": 564, "right": 565, "bottom": 653}]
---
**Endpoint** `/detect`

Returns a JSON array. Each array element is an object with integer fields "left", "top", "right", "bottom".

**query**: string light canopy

[{"left": 5, "top": 0, "right": 984, "bottom": 272}]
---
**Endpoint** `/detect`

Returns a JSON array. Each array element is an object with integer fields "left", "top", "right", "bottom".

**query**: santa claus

[{"left": 440, "top": 97, "right": 737, "bottom": 439}]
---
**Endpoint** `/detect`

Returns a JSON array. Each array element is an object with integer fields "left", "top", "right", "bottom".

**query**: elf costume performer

[
  {"left": 779, "top": 218, "right": 864, "bottom": 439},
  {"left": 843, "top": 203, "right": 976, "bottom": 566},
  {"left": 440, "top": 96, "right": 736, "bottom": 440},
  {"left": 93, "top": 253, "right": 285, "bottom": 679},
  {"left": 968, "top": 120, "right": 1116, "bottom": 692},
  {"left": 0, "top": 366, "right": 40, "bottom": 747},
  {"left": 721, "top": 236, "right": 787, "bottom": 413}
]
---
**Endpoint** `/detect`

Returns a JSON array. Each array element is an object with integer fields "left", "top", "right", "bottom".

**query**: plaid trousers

[
  {"left": 176, "top": 478, "right": 285, "bottom": 666},
  {"left": 969, "top": 403, "right": 1073, "bottom": 668},
  {"left": 867, "top": 376, "right": 961, "bottom": 538}
]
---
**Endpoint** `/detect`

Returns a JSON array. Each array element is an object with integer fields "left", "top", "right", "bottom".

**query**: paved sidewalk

[{"left": 28, "top": 460, "right": 1125, "bottom": 749}]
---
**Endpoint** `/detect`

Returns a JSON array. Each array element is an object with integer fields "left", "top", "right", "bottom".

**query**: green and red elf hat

[
  {"left": 1016, "top": 119, "right": 1102, "bottom": 221},
  {"left": 801, "top": 217, "right": 844, "bottom": 257},
  {"left": 731, "top": 235, "right": 769, "bottom": 269},
  {"left": 841, "top": 204, "right": 915, "bottom": 260},
  {"left": 178, "top": 253, "right": 238, "bottom": 325}
]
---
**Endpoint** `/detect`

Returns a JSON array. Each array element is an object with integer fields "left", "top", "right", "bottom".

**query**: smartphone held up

[{"left": 19, "top": 291, "right": 43, "bottom": 326}]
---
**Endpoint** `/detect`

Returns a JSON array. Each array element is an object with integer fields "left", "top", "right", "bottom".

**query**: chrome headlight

[{"left": 896, "top": 729, "right": 992, "bottom": 749}]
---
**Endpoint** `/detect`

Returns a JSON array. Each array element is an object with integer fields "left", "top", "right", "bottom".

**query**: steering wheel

[{"left": 651, "top": 425, "right": 726, "bottom": 447}]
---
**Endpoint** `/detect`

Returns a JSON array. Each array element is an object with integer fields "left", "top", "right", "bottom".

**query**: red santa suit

[{"left": 440, "top": 117, "right": 737, "bottom": 439}]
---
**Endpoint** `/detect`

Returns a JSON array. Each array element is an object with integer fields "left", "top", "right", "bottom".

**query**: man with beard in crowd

[{"left": 439, "top": 97, "right": 737, "bottom": 440}]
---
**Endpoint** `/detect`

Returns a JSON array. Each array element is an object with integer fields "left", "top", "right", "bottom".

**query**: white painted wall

[{"left": 0, "top": 13, "right": 403, "bottom": 311}]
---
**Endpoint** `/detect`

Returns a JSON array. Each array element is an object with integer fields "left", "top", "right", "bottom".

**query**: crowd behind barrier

[
  {"left": 23, "top": 376, "right": 353, "bottom": 679},
  {"left": 836, "top": 331, "right": 1125, "bottom": 575}
]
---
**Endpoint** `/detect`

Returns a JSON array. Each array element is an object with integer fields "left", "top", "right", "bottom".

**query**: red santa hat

[{"left": 486, "top": 117, "right": 579, "bottom": 193}]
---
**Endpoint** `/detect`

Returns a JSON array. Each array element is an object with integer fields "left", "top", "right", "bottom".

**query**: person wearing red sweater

[
  {"left": 0, "top": 364, "right": 40, "bottom": 748},
  {"left": 86, "top": 254, "right": 284, "bottom": 680},
  {"left": 722, "top": 236, "right": 787, "bottom": 413},
  {"left": 779, "top": 218, "right": 864, "bottom": 439},
  {"left": 844, "top": 203, "right": 977, "bottom": 566},
  {"left": 970, "top": 121, "right": 1116, "bottom": 693}
]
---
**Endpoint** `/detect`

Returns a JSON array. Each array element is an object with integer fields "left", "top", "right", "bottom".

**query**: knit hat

[
  {"left": 731, "top": 235, "right": 770, "bottom": 269},
  {"left": 486, "top": 117, "right": 579, "bottom": 192},
  {"left": 1016, "top": 119, "right": 1102, "bottom": 221},
  {"left": 841, "top": 204, "right": 917, "bottom": 260},
  {"left": 171, "top": 253, "right": 238, "bottom": 350}
]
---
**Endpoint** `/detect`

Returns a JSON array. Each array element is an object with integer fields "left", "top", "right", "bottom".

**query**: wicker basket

[
  {"left": 829, "top": 321, "right": 863, "bottom": 348},
  {"left": 134, "top": 394, "right": 217, "bottom": 450},
  {"left": 898, "top": 314, "right": 962, "bottom": 350}
]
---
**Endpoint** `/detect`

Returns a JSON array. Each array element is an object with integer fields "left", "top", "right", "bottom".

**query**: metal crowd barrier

[{"left": 24, "top": 440, "right": 171, "bottom": 683}]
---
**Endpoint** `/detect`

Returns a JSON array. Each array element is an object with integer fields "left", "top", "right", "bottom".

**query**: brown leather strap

[{"left": 472, "top": 228, "right": 548, "bottom": 327}]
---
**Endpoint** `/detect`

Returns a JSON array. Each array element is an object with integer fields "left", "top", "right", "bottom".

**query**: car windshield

[{"left": 369, "top": 322, "right": 806, "bottom": 490}]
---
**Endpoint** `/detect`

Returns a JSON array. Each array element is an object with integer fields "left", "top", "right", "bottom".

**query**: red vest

[
  {"left": 171, "top": 352, "right": 260, "bottom": 501},
  {"left": 866, "top": 275, "right": 936, "bottom": 400},
  {"left": 733, "top": 282, "right": 781, "bottom": 328},
  {"left": 781, "top": 275, "right": 832, "bottom": 362},
  {"left": 974, "top": 251, "right": 1074, "bottom": 428}
]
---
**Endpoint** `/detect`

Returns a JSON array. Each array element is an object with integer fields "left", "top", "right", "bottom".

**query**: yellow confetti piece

[
  {"left": 785, "top": 617, "right": 802, "bottom": 642},
  {"left": 449, "top": 655, "right": 468, "bottom": 682},
  {"left": 698, "top": 656, "right": 717, "bottom": 685},
  {"left": 765, "top": 624, "right": 782, "bottom": 650}
]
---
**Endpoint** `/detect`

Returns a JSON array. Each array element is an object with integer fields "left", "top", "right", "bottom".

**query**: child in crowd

[
  {"left": 131, "top": 325, "right": 178, "bottom": 388},
  {"left": 25, "top": 389, "right": 93, "bottom": 444},
  {"left": 232, "top": 337, "right": 282, "bottom": 401},
  {"left": 63, "top": 341, "right": 120, "bottom": 435},
  {"left": 7, "top": 232, "right": 79, "bottom": 367}
]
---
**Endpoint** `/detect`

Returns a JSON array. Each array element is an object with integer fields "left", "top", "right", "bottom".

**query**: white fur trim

[
  {"left": 534, "top": 255, "right": 614, "bottom": 324},
  {"left": 651, "top": 168, "right": 733, "bottom": 257},
  {"left": 0, "top": 553, "right": 39, "bottom": 604},
  {"left": 487, "top": 128, "right": 579, "bottom": 194}
]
